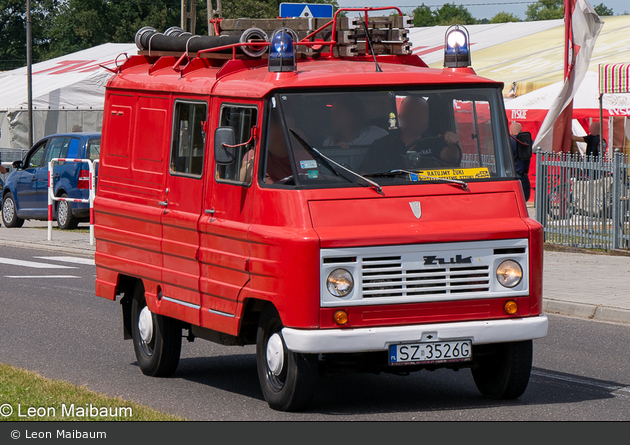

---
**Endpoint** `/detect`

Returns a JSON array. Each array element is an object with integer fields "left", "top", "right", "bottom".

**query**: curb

[
  {"left": 0, "top": 239, "right": 95, "bottom": 257},
  {"left": 543, "top": 299, "right": 630, "bottom": 325}
]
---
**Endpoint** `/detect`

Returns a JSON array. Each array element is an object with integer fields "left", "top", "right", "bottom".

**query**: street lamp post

[{"left": 26, "top": 0, "right": 33, "bottom": 149}]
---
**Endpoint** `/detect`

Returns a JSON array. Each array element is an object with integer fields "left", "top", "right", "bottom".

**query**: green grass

[
  {"left": 32, "top": 226, "right": 91, "bottom": 234},
  {"left": 0, "top": 363, "right": 184, "bottom": 421}
]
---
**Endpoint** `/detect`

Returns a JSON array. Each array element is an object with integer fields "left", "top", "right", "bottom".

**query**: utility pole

[
  {"left": 26, "top": 0, "right": 33, "bottom": 148},
  {"left": 181, "top": 0, "right": 197, "bottom": 34}
]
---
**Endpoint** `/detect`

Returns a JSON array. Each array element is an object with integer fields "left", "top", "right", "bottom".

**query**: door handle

[
  {"left": 158, "top": 200, "right": 168, "bottom": 207},
  {"left": 53, "top": 174, "right": 60, "bottom": 179},
  {"left": 31, "top": 177, "right": 37, "bottom": 182}
]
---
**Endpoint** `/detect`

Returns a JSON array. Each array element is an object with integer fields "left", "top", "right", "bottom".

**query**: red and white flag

[{"left": 533, "top": 0, "right": 603, "bottom": 152}]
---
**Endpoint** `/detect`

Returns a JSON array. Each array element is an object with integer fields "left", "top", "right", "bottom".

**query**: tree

[
  {"left": 491, "top": 11, "right": 521, "bottom": 23},
  {"left": 525, "top": 0, "right": 564, "bottom": 21},
  {"left": 412, "top": 2, "right": 476, "bottom": 27},
  {"left": 593, "top": 3, "right": 613, "bottom": 16}
]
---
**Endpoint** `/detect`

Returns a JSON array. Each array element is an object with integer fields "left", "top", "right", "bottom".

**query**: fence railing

[
  {"left": 48, "top": 158, "right": 98, "bottom": 245},
  {"left": 535, "top": 148, "right": 630, "bottom": 251}
]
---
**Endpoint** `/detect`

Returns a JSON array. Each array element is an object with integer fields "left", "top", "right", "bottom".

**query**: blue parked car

[{"left": 1, "top": 133, "right": 100, "bottom": 230}]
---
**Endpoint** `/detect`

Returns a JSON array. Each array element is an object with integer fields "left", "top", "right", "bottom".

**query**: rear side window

[
  {"left": 216, "top": 105, "right": 258, "bottom": 185},
  {"left": 170, "top": 101, "right": 207, "bottom": 177},
  {"left": 45, "top": 137, "right": 69, "bottom": 164},
  {"left": 66, "top": 138, "right": 80, "bottom": 158},
  {"left": 86, "top": 138, "right": 101, "bottom": 161}
]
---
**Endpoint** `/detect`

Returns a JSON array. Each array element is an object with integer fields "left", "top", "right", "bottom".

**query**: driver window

[
  {"left": 216, "top": 105, "right": 258, "bottom": 185},
  {"left": 27, "top": 142, "right": 48, "bottom": 169}
]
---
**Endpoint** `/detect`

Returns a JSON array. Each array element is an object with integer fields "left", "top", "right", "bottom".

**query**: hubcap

[
  {"left": 58, "top": 201, "right": 68, "bottom": 226},
  {"left": 138, "top": 306, "right": 153, "bottom": 343},
  {"left": 3, "top": 198, "right": 14, "bottom": 223},
  {"left": 266, "top": 333, "right": 285, "bottom": 376}
]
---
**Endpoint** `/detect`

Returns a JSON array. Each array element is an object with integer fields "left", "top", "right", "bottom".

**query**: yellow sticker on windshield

[{"left": 413, "top": 168, "right": 490, "bottom": 180}]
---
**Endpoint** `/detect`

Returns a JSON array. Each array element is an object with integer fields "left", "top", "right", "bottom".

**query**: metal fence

[
  {"left": 535, "top": 148, "right": 630, "bottom": 251},
  {"left": 0, "top": 148, "right": 28, "bottom": 184}
]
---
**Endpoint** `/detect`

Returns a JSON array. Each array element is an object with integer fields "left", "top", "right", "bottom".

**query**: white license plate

[{"left": 389, "top": 340, "right": 472, "bottom": 365}]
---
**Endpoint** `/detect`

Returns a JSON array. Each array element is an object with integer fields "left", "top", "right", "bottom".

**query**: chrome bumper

[{"left": 282, "top": 315, "right": 548, "bottom": 354}]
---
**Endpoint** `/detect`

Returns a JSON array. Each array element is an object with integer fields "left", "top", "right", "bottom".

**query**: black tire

[
  {"left": 2, "top": 192, "right": 24, "bottom": 228},
  {"left": 130, "top": 282, "right": 182, "bottom": 377},
  {"left": 256, "top": 305, "right": 318, "bottom": 412},
  {"left": 471, "top": 340, "right": 533, "bottom": 400},
  {"left": 56, "top": 193, "right": 79, "bottom": 230}
]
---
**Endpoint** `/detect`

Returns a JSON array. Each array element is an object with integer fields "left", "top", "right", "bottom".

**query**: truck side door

[
  {"left": 199, "top": 102, "right": 259, "bottom": 330},
  {"left": 160, "top": 99, "right": 209, "bottom": 325}
]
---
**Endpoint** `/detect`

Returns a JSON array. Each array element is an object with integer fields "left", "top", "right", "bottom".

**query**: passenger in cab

[
  {"left": 360, "top": 96, "right": 461, "bottom": 174},
  {"left": 322, "top": 95, "right": 388, "bottom": 150}
]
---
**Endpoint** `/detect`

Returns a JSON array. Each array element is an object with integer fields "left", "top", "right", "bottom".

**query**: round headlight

[
  {"left": 496, "top": 260, "right": 523, "bottom": 288},
  {"left": 327, "top": 268, "right": 354, "bottom": 297}
]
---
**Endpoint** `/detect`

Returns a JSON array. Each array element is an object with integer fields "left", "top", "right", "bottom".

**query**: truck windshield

[{"left": 260, "top": 88, "right": 514, "bottom": 189}]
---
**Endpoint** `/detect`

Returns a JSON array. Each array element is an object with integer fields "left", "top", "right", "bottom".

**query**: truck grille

[{"left": 361, "top": 256, "right": 490, "bottom": 298}]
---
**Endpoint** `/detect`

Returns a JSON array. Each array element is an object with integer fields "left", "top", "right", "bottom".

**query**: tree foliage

[
  {"left": 412, "top": 2, "right": 476, "bottom": 27},
  {"left": 525, "top": 0, "right": 564, "bottom": 21},
  {"left": 491, "top": 11, "right": 521, "bottom": 23},
  {"left": 593, "top": 3, "right": 613, "bottom": 16}
]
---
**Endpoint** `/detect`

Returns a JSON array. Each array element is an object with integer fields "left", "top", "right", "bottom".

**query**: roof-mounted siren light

[
  {"left": 444, "top": 25, "right": 471, "bottom": 68},
  {"left": 268, "top": 28, "right": 298, "bottom": 73}
]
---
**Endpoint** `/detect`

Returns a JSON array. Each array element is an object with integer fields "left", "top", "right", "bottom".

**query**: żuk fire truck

[{"left": 94, "top": 7, "right": 548, "bottom": 411}]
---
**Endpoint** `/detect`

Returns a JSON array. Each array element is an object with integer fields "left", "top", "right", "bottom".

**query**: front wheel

[
  {"left": 130, "top": 282, "right": 182, "bottom": 377},
  {"left": 256, "top": 306, "right": 318, "bottom": 412},
  {"left": 471, "top": 340, "right": 533, "bottom": 399},
  {"left": 2, "top": 192, "right": 24, "bottom": 228}
]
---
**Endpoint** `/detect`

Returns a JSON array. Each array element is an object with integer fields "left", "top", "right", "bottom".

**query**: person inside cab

[
  {"left": 322, "top": 95, "right": 388, "bottom": 150},
  {"left": 360, "top": 96, "right": 461, "bottom": 174}
]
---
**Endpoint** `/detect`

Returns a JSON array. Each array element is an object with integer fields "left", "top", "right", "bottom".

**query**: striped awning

[{"left": 599, "top": 63, "right": 630, "bottom": 94}]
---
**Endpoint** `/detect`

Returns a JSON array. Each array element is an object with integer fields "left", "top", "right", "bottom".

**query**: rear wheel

[
  {"left": 2, "top": 192, "right": 24, "bottom": 228},
  {"left": 471, "top": 340, "right": 533, "bottom": 399},
  {"left": 256, "top": 306, "right": 318, "bottom": 412},
  {"left": 130, "top": 282, "right": 182, "bottom": 377},
  {"left": 56, "top": 193, "right": 79, "bottom": 230}
]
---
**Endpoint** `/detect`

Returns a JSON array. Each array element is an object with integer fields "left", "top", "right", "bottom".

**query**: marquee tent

[{"left": 0, "top": 43, "right": 137, "bottom": 150}]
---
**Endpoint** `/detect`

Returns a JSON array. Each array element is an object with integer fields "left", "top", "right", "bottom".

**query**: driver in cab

[{"left": 360, "top": 96, "right": 461, "bottom": 174}]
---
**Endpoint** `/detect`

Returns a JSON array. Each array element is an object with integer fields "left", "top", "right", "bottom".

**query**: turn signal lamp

[
  {"left": 334, "top": 310, "right": 349, "bottom": 325},
  {"left": 269, "top": 28, "right": 298, "bottom": 72},
  {"left": 504, "top": 300, "right": 518, "bottom": 315},
  {"left": 444, "top": 25, "right": 471, "bottom": 68}
]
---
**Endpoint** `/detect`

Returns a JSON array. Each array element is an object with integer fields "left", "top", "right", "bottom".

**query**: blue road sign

[{"left": 279, "top": 3, "right": 334, "bottom": 18}]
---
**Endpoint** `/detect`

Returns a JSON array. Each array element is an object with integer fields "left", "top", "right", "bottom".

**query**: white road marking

[
  {"left": 0, "top": 257, "right": 76, "bottom": 269},
  {"left": 532, "top": 370, "right": 630, "bottom": 397},
  {"left": 4, "top": 275, "right": 80, "bottom": 279},
  {"left": 34, "top": 256, "right": 95, "bottom": 266}
]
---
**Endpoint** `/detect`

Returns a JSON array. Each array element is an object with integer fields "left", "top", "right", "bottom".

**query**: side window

[
  {"left": 170, "top": 101, "right": 207, "bottom": 177},
  {"left": 45, "top": 137, "right": 68, "bottom": 164},
  {"left": 86, "top": 138, "right": 101, "bottom": 161},
  {"left": 65, "top": 138, "right": 80, "bottom": 159},
  {"left": 27, "top": 142, "right": 47, "bottom": 169},
  {"left": 216, "top": 105, "right": 258, "bottom": 185}
]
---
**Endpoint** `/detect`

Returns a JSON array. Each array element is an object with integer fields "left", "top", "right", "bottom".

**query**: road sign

[{"left": 279, "top": 3, "right": 334, "bottom": 18}]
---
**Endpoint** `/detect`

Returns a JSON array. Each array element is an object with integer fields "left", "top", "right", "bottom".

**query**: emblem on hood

[{"left": 409, "top": 201, "right": 422, "bottom": 219}]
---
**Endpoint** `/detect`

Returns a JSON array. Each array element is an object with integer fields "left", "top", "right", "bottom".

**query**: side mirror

[
  {"left": 214, "top": 127, "right": 237, "bottom": 165},
  {"left": 12, "top": 160, "right": 22, "bottom": 169}
]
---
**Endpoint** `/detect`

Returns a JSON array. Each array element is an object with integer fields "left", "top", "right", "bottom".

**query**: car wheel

[
  {"left": 130, "top": 281, "right": 182, "bottom": 377},
  {"left": 471, "top": 340, "right": 533, "bottom": 399},
  {"left": 56, "top": 193, "right": 79, "bottom": 230},
  {"left": 256, "top": 305, "right": 318, "bottom": 412},
  {"left": 2, "top": 192, "right": 24, "bottom": 228}
]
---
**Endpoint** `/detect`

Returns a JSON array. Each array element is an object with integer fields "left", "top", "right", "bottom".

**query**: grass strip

[{"left": 0, "top": 363, "right": 184, "bottom": 421}]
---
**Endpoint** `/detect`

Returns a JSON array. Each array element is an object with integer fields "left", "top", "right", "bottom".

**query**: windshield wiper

[
  {"left": 367, "top": 169, "right": 468, "bottom": 190},
  {"left": 289, "top": 129, "right": 384, "bottom": 195}
]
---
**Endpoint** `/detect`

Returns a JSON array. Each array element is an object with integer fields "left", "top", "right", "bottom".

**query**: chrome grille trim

[{"left": 320, "top": 239, "right": 529, "bottom": 307}]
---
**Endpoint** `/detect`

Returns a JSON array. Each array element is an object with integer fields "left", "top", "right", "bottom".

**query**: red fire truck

[{"left": 95, "top": 8, "right": 547, "bottom": 411}]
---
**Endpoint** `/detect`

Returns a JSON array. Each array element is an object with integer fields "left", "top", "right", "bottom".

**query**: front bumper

[{"left": 282, "top": 314, "right": 548, "bottom": 354}]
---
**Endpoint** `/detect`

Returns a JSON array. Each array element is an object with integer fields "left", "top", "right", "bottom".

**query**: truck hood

[{"left": 308, "top": 190, "right": 530, "bottom": 248}]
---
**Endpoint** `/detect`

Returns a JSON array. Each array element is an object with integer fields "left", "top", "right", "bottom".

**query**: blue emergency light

[
  {"left": 444, "top": 25, "right": 471, "bottom": 68},
  {"left": 269, "top": 28, "right": 298, "bottom": 72}
]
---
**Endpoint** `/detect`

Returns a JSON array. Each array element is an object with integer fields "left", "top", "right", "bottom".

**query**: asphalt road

[{"left": 1, "top": 244, "right": 629, "bottom": 421}]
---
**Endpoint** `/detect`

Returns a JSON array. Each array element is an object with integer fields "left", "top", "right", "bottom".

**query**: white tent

[{"left": 0, "top": 43, "right": 137, "bottom": 150}]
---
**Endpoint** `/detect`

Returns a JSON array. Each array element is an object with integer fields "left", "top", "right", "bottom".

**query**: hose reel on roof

[{"left": 134, "top": 26, "right": 268, "bottom": 58}]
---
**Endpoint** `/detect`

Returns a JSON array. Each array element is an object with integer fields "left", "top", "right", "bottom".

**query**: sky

[{"left": 336, "top": 0, "right": 629, "bottom": 21}]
